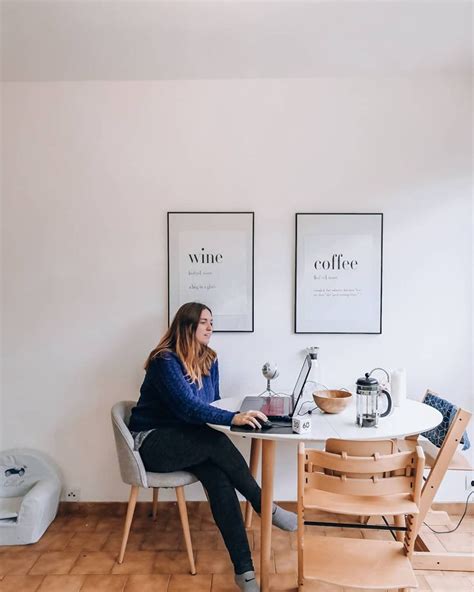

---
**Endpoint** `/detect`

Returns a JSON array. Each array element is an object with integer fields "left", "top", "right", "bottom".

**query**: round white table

[
  {"left": 210, "top": 396, "right": 442, "bottom": 592},
  {"left": 211, "top": 395, "right": 442, "bottom": 442}
]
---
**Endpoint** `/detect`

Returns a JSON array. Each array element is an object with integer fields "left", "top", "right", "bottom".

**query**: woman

[{"left": 129, "top": 302, "right": 296, "bottom": 592}]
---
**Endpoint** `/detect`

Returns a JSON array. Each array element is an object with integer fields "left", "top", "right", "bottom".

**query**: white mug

[{"left": 391, "top": 368, "right": 407, "bottom": 407}]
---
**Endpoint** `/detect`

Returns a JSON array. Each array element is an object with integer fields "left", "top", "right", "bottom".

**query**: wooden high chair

[
  {"left": 396, "top": 394, "right": 472, "bottom": 571},
  {"left": 297, "top": 441, "right": 425, "bottom": 591}
]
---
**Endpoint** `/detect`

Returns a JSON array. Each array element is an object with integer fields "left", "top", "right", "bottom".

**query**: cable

[
  {"left": 382, "top": 515, "right": 399, "bottom": 542},
  {"left": 296, "top": 401, "right": 317, "bottom": 416},
  {"left": 423, "top": 490, "right": 473, "bottom": 534}
]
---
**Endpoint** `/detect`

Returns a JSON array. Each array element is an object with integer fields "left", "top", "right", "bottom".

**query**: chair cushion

[
  {"left": 146, "top": 471, "right": 198, "bottom": 488},
  {"left": 422, "top": 392, "right": 471, "bottom": 450}
]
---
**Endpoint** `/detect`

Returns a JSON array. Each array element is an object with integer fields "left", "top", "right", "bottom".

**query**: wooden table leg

[
  {"left": 260, "top": 439, "right": 276, "bottom": 592},
  {"left": 245, "top": 438, "right": 262, "bottom": 529}
]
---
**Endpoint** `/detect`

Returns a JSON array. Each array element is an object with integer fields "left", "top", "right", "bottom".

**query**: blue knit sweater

[{"left": 128, "top": 352, "right": 236, "bottom": 431}]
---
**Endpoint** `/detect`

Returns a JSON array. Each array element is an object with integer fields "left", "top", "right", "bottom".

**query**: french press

[{"left": 356, "top": 368, "right": 392, "bottom": 427}]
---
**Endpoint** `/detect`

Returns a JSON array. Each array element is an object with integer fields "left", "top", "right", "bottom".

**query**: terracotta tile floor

[{"left": 0, "top": 503, "right": 472, "bottom": 591}]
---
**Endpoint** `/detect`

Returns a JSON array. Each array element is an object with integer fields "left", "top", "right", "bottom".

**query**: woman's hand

[{"left": 231, "top": 410, "right": 268, "bottom": 429}]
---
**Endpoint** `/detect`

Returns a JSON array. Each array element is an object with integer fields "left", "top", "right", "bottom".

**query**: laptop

[{"left": 230, "top": 355, "right": 312, "bottom": 432}]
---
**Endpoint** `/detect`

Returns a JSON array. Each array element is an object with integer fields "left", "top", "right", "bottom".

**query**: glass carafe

[{"left": 356, "top": 369, "right": 392, "bottom": 427}]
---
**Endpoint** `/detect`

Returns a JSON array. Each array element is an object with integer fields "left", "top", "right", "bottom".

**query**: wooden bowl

[{"left": 313, "top": 390, "right": 352, "bottom": 414}]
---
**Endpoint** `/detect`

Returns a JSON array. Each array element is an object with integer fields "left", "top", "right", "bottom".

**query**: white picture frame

[
  {"left": 168, "top": 212, "right": 254, "bottom": 332},
  {"left": 295, "top": 213, "right": 383, "bottom": 334}
]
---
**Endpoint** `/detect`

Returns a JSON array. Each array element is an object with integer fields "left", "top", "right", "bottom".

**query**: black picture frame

[
  {"left": 295, "top": 212, "right": 383, "bottom": 334},
  {"left": 167, "top": 211, "right": 255, "bottom": 332}
]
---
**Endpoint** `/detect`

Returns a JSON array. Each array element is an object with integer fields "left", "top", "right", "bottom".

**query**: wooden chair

[
  {"left": 396, "top": 391, "right": 472, "bottom": 540},
  {"left": 111, "top": 401, "right": 197, "bottom": 573},
  {"left": 297, "top": 440, "right": 425, "bottom": 591},
  {"left": 395, "top": 395, "right": 472, "bottom": 571}
]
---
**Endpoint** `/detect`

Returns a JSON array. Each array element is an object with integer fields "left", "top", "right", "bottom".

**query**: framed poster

[
  {"left": 295, "top": 213, "right": 383, "bottom": 334},
  {"left": 168, "top": 212, "right": 254, "bottom": 332}
]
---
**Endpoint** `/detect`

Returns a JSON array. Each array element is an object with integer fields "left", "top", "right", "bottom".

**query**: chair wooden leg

[
  {"left": 152, "top": 487, "right": 159, "bottom": 521},
  {"left": 118, "top": 485, "right": 139, "bottom": 564},
  {"left": 176, "top": 485, "right": 196, "bottom": 575},
  {"left": 394, "top": 514, "right": 405, "bottom": 542},
  {"left": 245, "top": 438, "right": 262, "bottom": 529}
]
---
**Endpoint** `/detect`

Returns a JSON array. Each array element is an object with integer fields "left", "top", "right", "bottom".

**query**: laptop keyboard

[{"left": 266, "top": 415, "right": 292, "bottom": 423}]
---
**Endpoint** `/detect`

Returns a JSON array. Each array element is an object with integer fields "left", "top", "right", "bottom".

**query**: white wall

[{"left": 2, "top": 76, "right": 472, "bottom": 501}]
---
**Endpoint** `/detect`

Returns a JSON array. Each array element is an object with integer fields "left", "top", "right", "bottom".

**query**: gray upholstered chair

[{"left": 111, "top": 401, "right": 198, "bottom": 573}]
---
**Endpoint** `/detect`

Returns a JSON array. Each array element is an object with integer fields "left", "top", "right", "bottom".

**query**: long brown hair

[{"left": 145, "top": 302, "right": 216, "bottom": 387}]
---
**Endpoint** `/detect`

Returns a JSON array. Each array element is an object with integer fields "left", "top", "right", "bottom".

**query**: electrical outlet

[
  {"left": 64, "top": 487, "right": 81, "bottom": 501},
  {"left": 464, "top": 474, "right": 474, "bottom": 492}
]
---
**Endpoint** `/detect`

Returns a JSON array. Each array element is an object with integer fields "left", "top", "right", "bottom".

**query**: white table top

[{"left": 210, "top": 396, "right": 443, "bottom": 442}]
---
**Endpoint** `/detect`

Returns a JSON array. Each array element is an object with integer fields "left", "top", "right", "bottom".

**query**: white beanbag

[{"left": 0, "top": 449, "right": 62, "bottom": 545}]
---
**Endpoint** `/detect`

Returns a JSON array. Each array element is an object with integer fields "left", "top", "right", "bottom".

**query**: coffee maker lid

[{"left": 357, "top": 372, "right": 379, "bottom": 387}]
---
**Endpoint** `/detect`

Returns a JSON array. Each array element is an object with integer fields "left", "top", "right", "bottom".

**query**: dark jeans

[{"left": 139, "top": 424, "right": 262, "bottom": 574}]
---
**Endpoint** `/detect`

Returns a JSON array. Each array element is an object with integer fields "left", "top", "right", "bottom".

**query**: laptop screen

[
  {"left": 291, "top": 355, "right": 312, "bottom": 414},
  {"left": 237, "top": 354, "right": 312, "bottom": 419}
]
